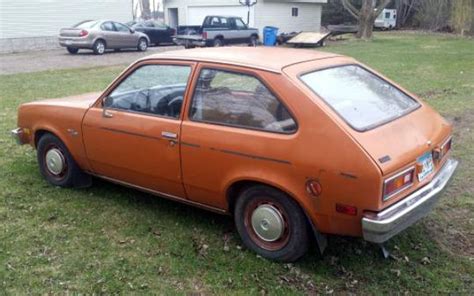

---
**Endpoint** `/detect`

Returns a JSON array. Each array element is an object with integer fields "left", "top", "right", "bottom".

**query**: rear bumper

[
  {"left": 362, "top": 158, "right": 458, "bottom": 243},
  {"left": 58, "top": 37, "right": 93, "bottom": 48},
  {"left": 173, "top": 37, "right": 207, "bottom": 47}
]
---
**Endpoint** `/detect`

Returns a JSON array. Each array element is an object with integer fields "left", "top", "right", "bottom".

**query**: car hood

[
  {"left": 347, "top": 104, "right": 452, "bottom": 175},
  {"left": 24, "top": 92, "right": 101, "bottom": 109}
]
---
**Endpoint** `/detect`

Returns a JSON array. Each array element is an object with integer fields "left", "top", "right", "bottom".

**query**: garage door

[{"left": 187, "top": 5, "right": 254, "bottom": 26}]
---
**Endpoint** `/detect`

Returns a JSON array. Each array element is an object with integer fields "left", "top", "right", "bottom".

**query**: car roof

[{"left": 144, "top": 47, "right": 341, "bottom": 73}]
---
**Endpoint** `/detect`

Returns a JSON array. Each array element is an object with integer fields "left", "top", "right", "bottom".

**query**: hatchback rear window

[{"left": 300, "top": 65, "right": 420, "bottom": 131}]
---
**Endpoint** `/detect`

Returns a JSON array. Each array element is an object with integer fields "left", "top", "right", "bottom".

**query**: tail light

[
  {"left": 433, "top": 137, "right": 452, "bottom": 161},
  {"left": 383, "top": 167, "right": 415, "bottom": 201},
  {"left": 202, "top": 32, "right": 208, "bottom": 39},
  {"left": 79, "top": 30, "right": 89, "bottom": 37}
]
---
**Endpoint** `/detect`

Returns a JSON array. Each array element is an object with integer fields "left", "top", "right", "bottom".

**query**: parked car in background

[
  {"left": 173, "top": 15, "right": 259, "bottom": 48},
  {"left": 126, "top": 20, "right": 176, "bottom": 46},
  {"left": 59, "top": 20, "right": 150, "bottom": 55},
  {"left": 12, "top": 47, "right": 457, "bottom": 262}
]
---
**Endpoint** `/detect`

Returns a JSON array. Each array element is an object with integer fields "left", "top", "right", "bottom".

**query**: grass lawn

[{"left": 1, "top": 32, "right": 473, "bottom": 294}]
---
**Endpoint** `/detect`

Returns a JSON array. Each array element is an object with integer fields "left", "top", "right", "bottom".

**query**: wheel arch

[
  {"left": 93, "top": 38, "right": 107, "bottom": 47},
  {"left": 226, "top": 178, "right": 327, "bottom": 254}
]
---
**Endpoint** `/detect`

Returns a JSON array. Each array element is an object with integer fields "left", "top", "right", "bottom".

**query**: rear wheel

[
  {"left": 66, "top": 47, "right": 79, "bottom": 54},
  {"left": 213, "top": 37, "right": 224, "bottom": 47},
  {"left": 137, "top": 38, "right": 148, "bottom": 51},
  {"left": 234, "top": 185, "right": 310, "bottom": 262},
  {"left": 93, "top": 40, "right": 106, "bottom": 55},
  {"left": 37, "top": 134, "right": 86, "bottom": 187}
]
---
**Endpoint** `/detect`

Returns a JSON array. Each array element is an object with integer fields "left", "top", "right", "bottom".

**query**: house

[
  {"left": 163, "top": 0, "right": 327, "bottom": 34},
  {"left": 0, "top": 0, "right": 132, "bottom": 53}
]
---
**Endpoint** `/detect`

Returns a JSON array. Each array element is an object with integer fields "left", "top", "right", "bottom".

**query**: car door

[
  {"left": 233, "top": 18, "right": 251, "bottom": 43},
  {"left": 100, "top": 21, "right": 118, "bottom": 48},
  {"left": 113, "top": 22, "right": 137, "bottom": 48},
  {"left": 82, "top": 61, "right": 196, "bottom": 198},
  {"left": 180, "top": 64, "right": 298, "bottom": 209},
  {"left": 154, "top": 21, "right": 173, "bottom": 43}
]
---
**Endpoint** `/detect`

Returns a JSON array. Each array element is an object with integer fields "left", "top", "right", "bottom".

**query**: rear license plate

[
  {"left": 417, "top": 151, "right": 434, "bottom": 182},
  {"left": 65, "top": 40, "right": 72, "bottom": 45}
]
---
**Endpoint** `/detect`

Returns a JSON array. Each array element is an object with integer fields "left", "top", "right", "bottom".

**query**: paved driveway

[{"left": 0, "top": 45, "right": 183, "bottom": 75}]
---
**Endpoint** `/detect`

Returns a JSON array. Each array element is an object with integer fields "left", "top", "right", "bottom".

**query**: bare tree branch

[
  {"left": 375, "top": 0, "right": 392, "bottom": 16},
  {"left": 341, "top": 0, "right": 360, "bottom": 19}
]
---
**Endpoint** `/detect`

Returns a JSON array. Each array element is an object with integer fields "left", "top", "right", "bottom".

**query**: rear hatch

[{"left": 299, "top": 63, "right": 452, "bottom": 206}]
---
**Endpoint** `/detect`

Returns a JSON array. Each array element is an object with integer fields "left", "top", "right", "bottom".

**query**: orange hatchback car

[{"left": 12, "top": 48, "right": 458, "bottom": 262}]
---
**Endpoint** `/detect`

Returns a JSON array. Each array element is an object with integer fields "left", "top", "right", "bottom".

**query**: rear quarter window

[{"left": 300, "top": 65, "right": 420, "bottom": 131}]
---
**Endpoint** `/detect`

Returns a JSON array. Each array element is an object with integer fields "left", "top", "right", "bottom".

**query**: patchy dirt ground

[{"left": 0, "top": 45, "right": 183, "bottom": 75}]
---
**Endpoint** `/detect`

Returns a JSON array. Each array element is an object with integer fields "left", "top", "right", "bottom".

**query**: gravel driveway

[{"left": 0, "top": 45, "right": 183, "bottom": 75}]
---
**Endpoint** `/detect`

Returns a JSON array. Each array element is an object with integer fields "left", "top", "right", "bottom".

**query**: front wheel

[
  {"left": 249, "top": 35, "right": 258, "bottom": 47},
  {"left": 213, "top": 37, "right": 223, "bottom": 47},
  {"left": 37, "top": 134, "right": 85, "bottom": 187},
  {"left": 137, "top": 38, "right": 148, "bottom": 51},
  {"left": 234, "top": 185, "right": 310, "bottom": 262}
]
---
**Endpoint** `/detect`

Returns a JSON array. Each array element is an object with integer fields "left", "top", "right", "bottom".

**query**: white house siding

[
  {"left": 164, "top": 0, "right": 255, "bottom": 28},
  {"left": 0, "top": 0, "right": 132, "bottom": 39},
  {"left": 255, "top": 1, "right": 323, "bottom": 33},
  {"left": 163, "top": 0, "right": 325, "bottom": 34}
]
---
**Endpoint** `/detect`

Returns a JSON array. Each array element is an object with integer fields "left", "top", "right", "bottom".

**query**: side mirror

[
  {"left": 102, "top": 96, "right": 112, "bottom": 107},
  {"left": 130, "top": 28, "right": 135, "bottom": 34},
  {"left": 102, "top": 97, "right": 114, "bottom": 118}
]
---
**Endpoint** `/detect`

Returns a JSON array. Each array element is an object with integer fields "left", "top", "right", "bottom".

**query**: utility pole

[{"left": 239, "top": 0, "right": 257, "bottom": 25}]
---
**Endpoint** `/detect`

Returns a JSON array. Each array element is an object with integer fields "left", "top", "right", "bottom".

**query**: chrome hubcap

[
  {"left": 140, "top": 41, "right": 147, "bottom": 50},
  {"left": 97, "top": 43, "right": 105, "bottom": 53},
  {"left": 45, "top": 148, "right": 65, "bottom": 175},
  {"left": 251, "top": 204, "right": 284, "bottom": 242}
]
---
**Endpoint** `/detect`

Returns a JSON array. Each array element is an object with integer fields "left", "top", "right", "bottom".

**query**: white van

[{"left": 375, "top": 9, "right": 397, "bottom": 29}]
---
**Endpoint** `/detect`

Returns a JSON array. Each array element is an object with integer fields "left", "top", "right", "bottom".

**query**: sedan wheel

[
  {"left": 137, "top": 38, "right": 148, "bottom": 51},
  {"left": 234, "top": 185, "right": 310, "bottom": 262},
  {"left": 93, "top": 40, "right": 106, "bottom": 55},
  {"left": 66, "top": 47, "right": 79, "bottom": 54}
]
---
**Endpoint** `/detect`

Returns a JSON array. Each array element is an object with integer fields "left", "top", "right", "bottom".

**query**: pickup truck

[{"left": 173, "top": 15, "right": 259, "bottom": 48}]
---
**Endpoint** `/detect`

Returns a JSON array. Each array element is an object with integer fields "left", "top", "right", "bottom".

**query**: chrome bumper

[
  {"left": 362, "top": 158, "right": 459, "bottom": 243},
  {"left": 11, "top": 128, "right": 24, "bottom": 145}
]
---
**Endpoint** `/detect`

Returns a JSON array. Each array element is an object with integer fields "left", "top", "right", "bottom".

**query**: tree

[
  {"left": 451, "top": 0, "right": 472, "bottom": 35},
  {"left": 341, "top": 0, "right": 391, "bottom": 39},
  {"left": 394, "top": 0, "right": 419, "bottom": 27},
  {"left": 140, "top": 0, "right": 151, "bottom": 20}
]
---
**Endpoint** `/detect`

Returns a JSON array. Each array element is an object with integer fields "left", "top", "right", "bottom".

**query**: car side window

[
  {"left": 144, "top": 21, "right": 155, "bottom": 28},
  {"left": 105, "top": 65, "right": 192, "bottom": 119},
  {"left": 101, "top": 22, "right": 115, "bottom": 31},
  {"left": 234, "top": 18, "right": 247, "bottom": 29},
  {"left": 190, "top": 69, "right": 297, "bottom": 133},
  {"left": 114, "top": 22, "right": 130, "bottom": 32}
]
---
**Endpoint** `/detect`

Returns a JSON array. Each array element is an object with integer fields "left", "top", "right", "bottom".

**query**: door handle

[
  {"left": 103, "top": 109, "right": 114, "bottom": 118},
  {"left": 161, "top": 131, "right": 177, "bottom": 140}
]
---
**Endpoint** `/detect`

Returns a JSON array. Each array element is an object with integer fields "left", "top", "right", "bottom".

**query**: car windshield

[
  {"left": 300, "top": 65, "right": 420, "bottom": 131},
  {"left": 75, "top": 20, "right": 98, "bottom": 29}
]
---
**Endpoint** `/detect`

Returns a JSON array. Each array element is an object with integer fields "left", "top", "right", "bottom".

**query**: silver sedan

[{"left": 59, "top": 20, "right": 150, "bottom": 55}]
